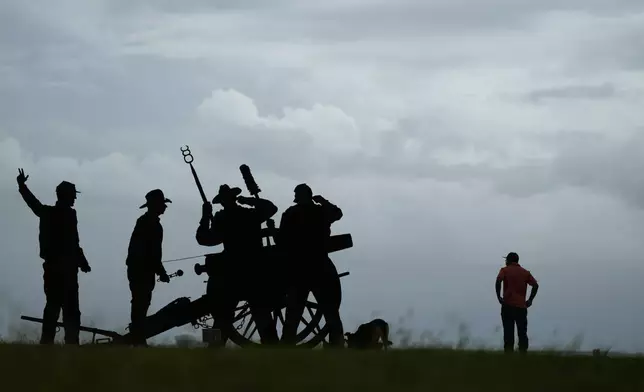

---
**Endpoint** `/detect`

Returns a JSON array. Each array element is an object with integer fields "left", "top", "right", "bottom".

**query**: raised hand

[
  {"left": 202, "top": 201, "right": 213, "bottom": 217},
  {"left": 312, "top": 195, "right": 327, "bottom": 204},
  {"left": 236, "top": 196, "right": 253, "bottom": 205},
  {"left": 17, "top": 168, "right": 29, "bottom": 185}
]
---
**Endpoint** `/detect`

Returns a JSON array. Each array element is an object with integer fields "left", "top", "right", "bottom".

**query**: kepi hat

[{"left": 56, "top": 181, "right": 80, "bottom": 194}]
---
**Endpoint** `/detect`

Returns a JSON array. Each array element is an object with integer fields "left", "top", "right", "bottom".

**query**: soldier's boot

[
  {"left": 252, "top": 309, "right": 279, "bottom": 346},
  {"left": 280, "top": 287, "right": 308, "bottom": 346},
  {"left": 208, "top": 310, "right": 234, "bottom": 349},
  {"left": 62, "top": 299, "right": 81, "bottom": 345},
  {"left": 40, "top": 324, "right": 57, "bottom": 345},
  {"left": 63, "top": 317, "right": 80, "bottom": 345},
  {"left": 325, "top": 314, "right": 346, "bottom": 348},
  {"left": 129, "top": 290, "right": 151, "bottom": 347},
  {"left": 40, "top": 301, "right": 61, "bottom": 344}
]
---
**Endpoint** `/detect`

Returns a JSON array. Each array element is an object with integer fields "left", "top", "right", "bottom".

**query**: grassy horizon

[
  {"left": 4, "top": 309, "right": 613, "bottom": 354},
  {"left": 1, "top": 343, "right": 643, "bottom": 391}
]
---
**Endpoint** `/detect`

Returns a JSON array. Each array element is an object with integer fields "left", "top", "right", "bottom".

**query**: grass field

[{"left": 2, "top": 344, "right": 643, "bottom": 391}]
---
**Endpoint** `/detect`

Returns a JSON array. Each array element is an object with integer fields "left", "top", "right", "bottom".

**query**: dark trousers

[
  {"left": 206, "top": 265, "right": 279, "bottom": 348},
  {"left": 41, "top": 262, "right": 80, "bottom": 345},
  {"left": 206, "top": 275, "right": 236, "bottom": 348},
  {"left": 282, "top": 256, "right": 344, "bottom": 347},
  {"left": 127, "top": 267, "right": 155, "bottom": 346},
  {"left": 501, "top": 305, "right": 528, "bottom": 353}
]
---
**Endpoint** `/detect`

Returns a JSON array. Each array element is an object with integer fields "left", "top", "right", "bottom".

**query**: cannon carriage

[
  {"left": 19, "top": 230, "right": 353, "bottom": 348},
  {"left": 193, "top": 230, "right": 353, "bottom": 348}
]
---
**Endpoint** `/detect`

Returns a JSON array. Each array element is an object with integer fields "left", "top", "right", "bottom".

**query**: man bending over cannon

[
  {"left": 196, "top": 184, "right": 280, "bottom": 347},
  {"left": 279, "top": 183, "right": 345, "bottom": 347},
  {"left": 16, "top": 168, "right": 91, "bottom": 345},
  {"left": 125, "top": 189, "right": 171, "bottom": 347}
]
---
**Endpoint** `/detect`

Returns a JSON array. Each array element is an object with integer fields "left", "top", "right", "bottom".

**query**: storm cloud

[{"left": 2, "top": 0, "right": 644, "bottom": 351}]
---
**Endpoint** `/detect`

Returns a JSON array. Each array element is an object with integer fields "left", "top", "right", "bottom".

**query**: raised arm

[
  {"left": 16, "top": 169, "right": 44, "bottom": 217},
  {"left": 239, "top": 196, "right": 278, "bottom": 224},
  {"left": 313, "top": 195, "right": 343, "bottom": 224},
  {"left": 196, "top": 202, "right": 223, "bottom": 246}
]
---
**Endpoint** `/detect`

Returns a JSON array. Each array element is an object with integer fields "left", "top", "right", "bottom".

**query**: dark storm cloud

[{"left": 107, "top": 0, "right": 644, "bottom": 40}]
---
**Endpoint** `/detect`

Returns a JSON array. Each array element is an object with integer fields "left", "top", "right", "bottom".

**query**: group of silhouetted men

[{"left": 17, "top": 167, "right": 346, "bottom": 348}]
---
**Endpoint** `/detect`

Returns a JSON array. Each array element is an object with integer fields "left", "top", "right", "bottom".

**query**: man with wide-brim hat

[
  {"left": 211, "top": 184, "right": 242, "bottom": 205},
  {"left": 196, "top": 183, "right": 280, "bottom": 346},
  {"left": 15, "top": 168, "right": 91, "bottom": 345},
  {"left": 138, "top": 188, "right": 172, "bottom": 209},
  {"left": 125, "top": 188, "right": 172, "bottom": 347}
]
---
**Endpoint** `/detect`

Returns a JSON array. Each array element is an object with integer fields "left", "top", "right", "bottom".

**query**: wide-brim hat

[
  {"left": 140, "top": 189, "right": 172, "bottom": 209},
  {"left": 212, "top": 184, "right": 242, "bottom": 204}
]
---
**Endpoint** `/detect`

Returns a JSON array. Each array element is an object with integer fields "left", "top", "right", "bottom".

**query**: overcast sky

[{"left": 2, "top": 0, "right": 644, "bottom": 351}]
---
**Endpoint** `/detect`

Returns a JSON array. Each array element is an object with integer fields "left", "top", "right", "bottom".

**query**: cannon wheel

[
  {"left": 228, "top": 290, "right": 329, "bottom": 348},
  {"left": 198, "top": 232, "right": 352, "bottom": 348}
]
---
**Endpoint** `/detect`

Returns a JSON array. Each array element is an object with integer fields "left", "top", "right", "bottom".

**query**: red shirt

[{"left": 497, "top": 263, "right": 537, "bottom": 308}]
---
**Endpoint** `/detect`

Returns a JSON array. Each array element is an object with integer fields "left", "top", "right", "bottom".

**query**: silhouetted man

[
  {"left": 196, "top": 184, "right": 279, "bottom": 346},
  {"left": 16, "top": 168, "right": 91, "bottom": 345},
  {"left": 126, "top": 189, "right": 171, "bottom": 347},
  {"left": 279, "top": 183, "right": 345, "bottom": 347},
  {"left": 495, "top": 252, "right": 539, "bottom": 354}
]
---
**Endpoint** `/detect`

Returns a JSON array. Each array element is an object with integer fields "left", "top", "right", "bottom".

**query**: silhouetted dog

[{"left": 345, "top": 318, "right": 393, "bottom": 350}]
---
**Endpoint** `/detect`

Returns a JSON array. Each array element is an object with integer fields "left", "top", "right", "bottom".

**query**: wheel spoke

[
  {"left": 306, "top": 306, "right": 316, "bottom": 320},
  {"left": 304, "top": 305, "right": 322, "bottom": 334},
  {"left": 248, "top": 324, "right": 258, "bottom": 339},
  {"left": 234, "top": 307, "right": 251, "bottom": 322},
  {"left": 227, "top": 273, "right": 334, "bottom": 348},
  {"left": 243, "top": 317, "right": 255, "bottom": 337},
  {"left": 276, "top": 310, "right": 285, "bottom": 326}
]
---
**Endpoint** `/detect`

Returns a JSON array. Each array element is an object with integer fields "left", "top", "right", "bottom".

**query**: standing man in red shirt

[{"left": 495, "top": 252, "right": 539, "bottom": 354}]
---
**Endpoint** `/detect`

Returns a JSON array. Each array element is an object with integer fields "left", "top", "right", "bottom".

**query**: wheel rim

[{"left": 227, "top": 291, "right": 329, "bottom": 348}]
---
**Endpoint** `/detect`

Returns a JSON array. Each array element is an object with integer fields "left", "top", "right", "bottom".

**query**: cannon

[
  {"left": 19, "top": 269, "right": 197, "bottom": 345},
  {"left": 19, "top": 150, "right": 354, "bottom": 348},
  {"left": 19, "top": 231, "right": 353, "bottom": 348},
  {"left": 22, "top": 294, "right": 211, "bottom": 345},
  {"left": 193, "top": 231, "right": 353, "bottom": 348}
]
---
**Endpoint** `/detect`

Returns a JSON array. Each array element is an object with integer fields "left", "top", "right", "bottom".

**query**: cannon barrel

[
  {"left": 120, "top": 295, "right": 212, "bottom": 342},
  {"left": 193, "top": 233, "right": 353, "bottom": 277}
]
